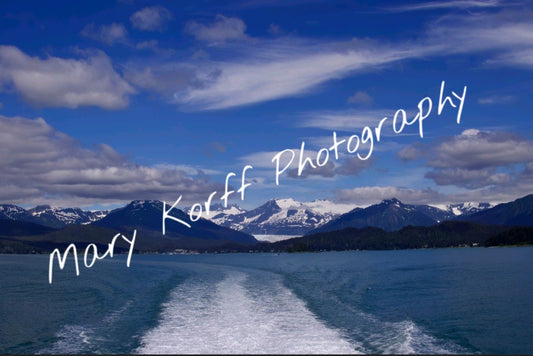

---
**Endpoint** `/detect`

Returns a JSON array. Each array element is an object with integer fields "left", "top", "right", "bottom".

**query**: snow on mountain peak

[
  {"left": 446, "top": 202, "right": 492, "bottom": 216},
  {"left": 0, "top": 203, "right": 109, "bottom": 227},
  {"left": 274, "top": 198, "right": 301, "bottom": 210},
  {"left": 208, "top": 198, "right": 357, "bottom": 236}
]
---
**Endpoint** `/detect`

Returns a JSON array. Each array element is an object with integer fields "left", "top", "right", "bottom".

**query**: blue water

[{"left": 0, "top": 247, "right": 531, "bottom": 354}]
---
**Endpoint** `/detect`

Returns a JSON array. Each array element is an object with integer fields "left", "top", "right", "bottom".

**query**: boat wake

[{"left": 136, "top": 270, "right": 362, "bottom": 354}]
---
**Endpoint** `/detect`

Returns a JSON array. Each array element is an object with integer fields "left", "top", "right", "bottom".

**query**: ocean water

[{"left": 0, "top": 247, "right": 531, "bottom": 354}]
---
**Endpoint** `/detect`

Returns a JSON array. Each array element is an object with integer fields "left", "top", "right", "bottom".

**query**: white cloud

[
  {"left": 0, "top": 45, "right": 135, "bottom": 109},
  {"left": 485, "top": 48, "right": 533, "bottom": 68},
  {"left": 0, "top": 115, "right": 223, "bottom": 206},
  {"left": 240, "top": 150, "right": 304, "bottom": 169},
  {"left": 334, "top": 181, "right": 533, "bottom": 206},
  {"left": 425, "top": 11, "right": 533, "bottom": 64},
  {"left": 335, "top": 186, "right": 444, "bottom": 205},
  {"left": 153, "top": 163, "right": 222, "bottom": 176},
  {"left": 478, "top": 95, "right": 516, "bottom": 105},
  {"left": 425, "top": 168, "right": 512, "bottom": 188},
  {"left": 299, "top": 109, "right": 397, "bottom": 131},
  {"left": 134, "top": 40, "right": 175, "bottom": 55},
  {"left": 119, "top": 8, "right": 532, "bottom": 111},
  {"left": 397, "top": 144, "right": 425, "bottom": 161},
  {"left": 124, "top": 62, "right": 194, "bottom": 96},
  {"left": 130, "top": 6, "right": 173, "bottom": 32},
  {"left": 429, "top": 129, "right": 531, "bottom": 170},
  {"left": 175, "top": 41, "right": 414, "bottom": 110},
  {"left": 347, "top": 91, "right": 373, "bottom": 104},
  {"left": 399, "top": 129, "right": 533, "bottom": 189},
  {"left": 171, "top": 9, "right": 532, "bottom": 110},
  {"left": 240, "top": 147, "right": 373, "bottom": 180},
  {"left": 385, "top": 0, "right": 503, "bottom": 12},
  {"left": 185, "top": 15, "right": 248, "bottom": 44},
  {"left": 81, "top": 23, "right": 128, "bottom": 46}
]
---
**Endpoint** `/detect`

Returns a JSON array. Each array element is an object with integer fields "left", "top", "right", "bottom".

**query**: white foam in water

[
  {"left": 41, "top": 299, "right": 134, "bottom": 354},
  {"left": 369, "top": 320, "right": 455, "bottom": 354},
  {"left": 324, "top": 294, "right": 461, "bottom": 354},
  {"left": 41, "top": 325, "right": 94, "bottom": 354},
  {"left": 136, "top": 271, "right": 362, "bottom": 354}
]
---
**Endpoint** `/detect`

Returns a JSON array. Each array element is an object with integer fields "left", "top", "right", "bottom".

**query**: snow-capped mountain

[
  {"left": 0, "top": 204, "right": 108, "bottom": 228},
  {"left": 310, "top": 198, "right": 443, "bottom": 233},
  {"left": 94, "top": 200, "right": 256, "bottom": 244},
  {"left": 0, "top": 198, "right": 494, "bottom": 235},
  {"left": 429, "top": 202, "right": 493, "bottom": 216},
  {"left": 446, "top": 202, "right": 493, "bottom": 216},
  {"left": 309, "top": 198, "right": 495, "bottom": 234},
  {"left": 208, "top": 198, "right": 354, "bottom": 236},
  {"left": 27, "top": 205, "right": 109, "bottom": 228},
  {"left": 199, "top": 203, "right": 247, "bottom": 225},
  {"left": 0, "top": 204, "right": 29, "bottom": 220}
]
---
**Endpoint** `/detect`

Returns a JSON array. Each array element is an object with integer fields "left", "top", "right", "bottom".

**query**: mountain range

[
  {"left": 93, "top": 200, "right": 256, "bottom": 245},
  {"left": 0, "top": 204, "right": 108, "bottom": 229},
  {"left": 0, "top": 197, "right": 512, "bottom": 238},
  {"left": 0, "top": 194, "right": 531, "bottom": 253},
  {"left": 206, "top": 198, "right": 354, "bottom": 236},
  {"left": 204, "top": 198, "right": 497, "bottom": 237},
  {"left": 456, "top": 194, "right": 533, "bottom": 226}
]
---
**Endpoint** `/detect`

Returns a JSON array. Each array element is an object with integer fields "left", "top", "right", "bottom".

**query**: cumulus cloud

[
  {"left": 397, "top": 143, "right": 426, "bottom": 161},
  {"left": 335, "top": 157, "right": 374, "bottom": 176},
  {"left": 428, "top": 129, "right": 531, "bottom": 170},
  {"left": 425, "top": 168, "right": 512, "bottom": 189},
  {"left": 0, "top": 45, "right": 135, "bottom": 109},
  {"left": 0, "top": 115, "right": 223, "bottom": 206},
  {"left": 134, "top": 40, "right": 175, "bottom": 55},
  {"left": 124, "top": 63, "right": 194, "bottom": 96},
  {"left": 335, "top": 186, "right": 444, "bottom": 205},
  {"left": 399, "top": 129, "right": 533, "bottom": 189},
  {"left": 130, "top": 6, "right": 173, "bottom": 32},
  {"left": 334, "top": 181, "right": 533, "bottom": 206},
  {"left": 347, "top": 91, "right": 373, "bottom": 104},
  {"left": 81, "top": 23, "right": 128, "bottom": 46},
  {"left": 185, "top": 15, "right": 248, "bottom": 44}
]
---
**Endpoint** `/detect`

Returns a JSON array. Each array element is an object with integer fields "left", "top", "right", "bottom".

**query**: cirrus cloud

[{"left": 170, "top": 9, "right": 533, "bottom": 110}]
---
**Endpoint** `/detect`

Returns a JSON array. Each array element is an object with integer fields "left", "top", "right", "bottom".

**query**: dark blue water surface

[{"left": 0, "top": 247, "right": 531, "bottom": 354}]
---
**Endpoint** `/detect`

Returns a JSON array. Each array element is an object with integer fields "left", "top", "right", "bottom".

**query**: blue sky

[{"left": 0, "top": 0, "right": 531, "bottom": 210}]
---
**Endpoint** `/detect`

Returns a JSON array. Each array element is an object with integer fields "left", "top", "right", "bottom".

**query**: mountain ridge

[
  {"left": 93, "top": 200, "right": 257, "bottom": 244},
  {"left": 0, "top": 204, "right": 108, "bottom": 228},
  {"left": 208, "top": 198, "right": 354, "bottom": 235}
]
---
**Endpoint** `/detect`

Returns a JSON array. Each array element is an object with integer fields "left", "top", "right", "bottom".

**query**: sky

[{"left": 0, "top": 0, "right": 532, "bottom": 211}]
